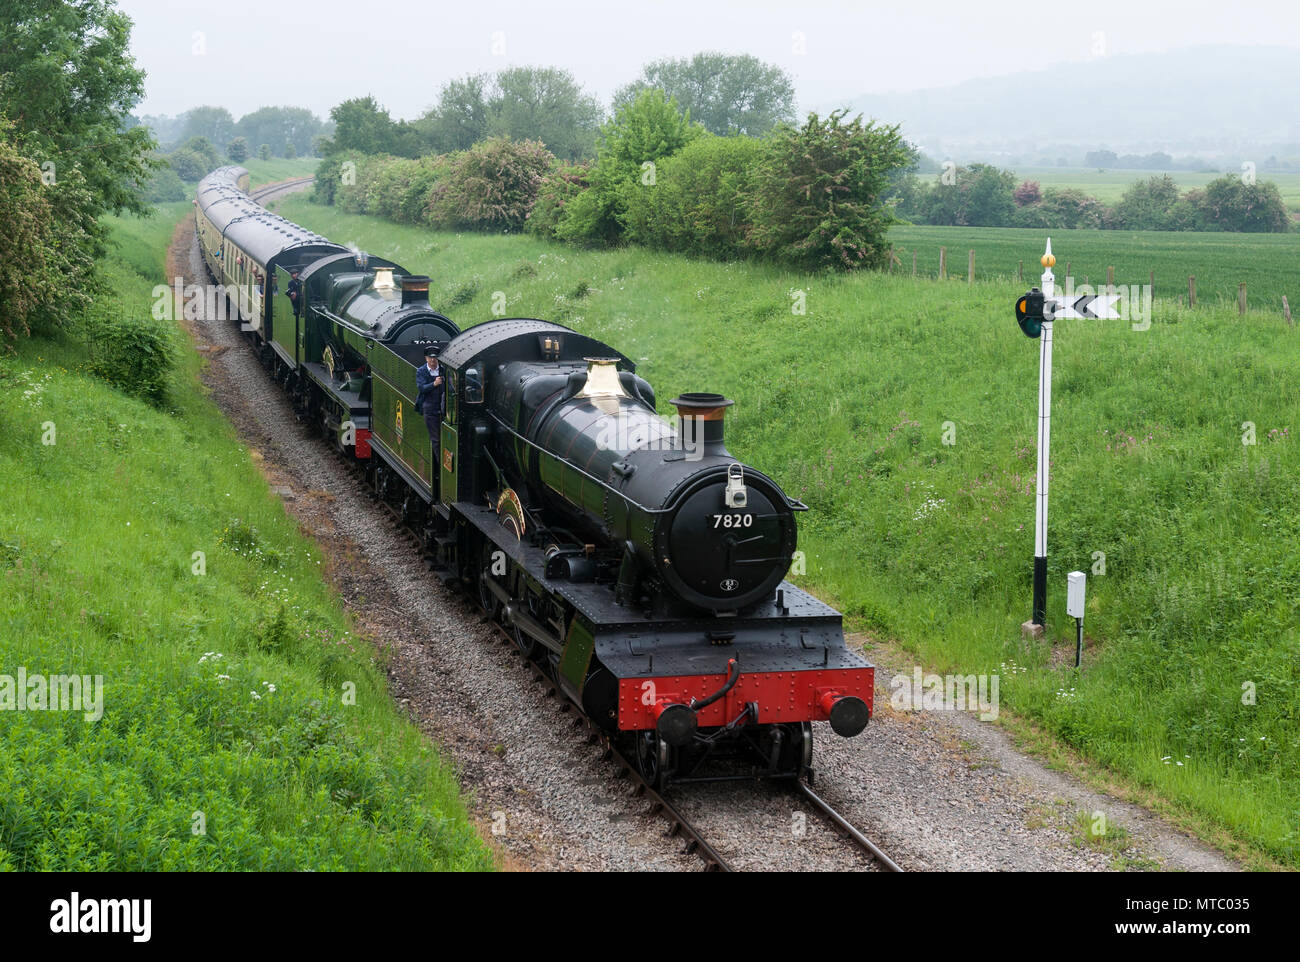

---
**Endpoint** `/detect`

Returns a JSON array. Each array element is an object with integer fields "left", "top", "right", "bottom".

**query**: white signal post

[
  {"left": 1019, "top": 241, "right": 1120, "bottom": 635},
  {"left": 1029, "top": 239, "right": 1055, "bottom": 632}
]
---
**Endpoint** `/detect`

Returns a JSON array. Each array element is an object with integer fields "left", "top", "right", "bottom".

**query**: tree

[
  {"left": 258, "top": 143, "right": 271, "bottom": 160},
  {"left": 284, "top": 140, "right": 297, "bottom": 159},
  {"left": 179, "top": 136, "right": 221, "bottom": 171},
  {"left": 227, "top": 137, "right": 249, "bottom": 163},
  {"left": 234, "top": 106, "right": 324, "bottom": 159},
  {"left": 0, "top": 0, "right": 158, "bottom": 218},
  {"left": 554, "top": 89, "right": 698, "bottom": 244},
  {"left": 923, "top": 164, "right": 1017, "bottom": 226},
  {"left": 182, "top": 106, "right": 237, "bottom": 149},
  {"left": 324, "top": 96, "right": 422, "bottom": 157},
  {"left": 745, "top": 110, "right": 911, "bottom": 270},
  {"left": 488, "top": 66, "right": 603, "bottom": 161},
  {"left": 418, "top": 74, "right": 491, "bottom": 152},
  {"left": 613, "top": 52, "right": 796, "bottom": 136},
  {"left": 0, "top": 127, "right": 95, "bottom": 340},
  {"left": 1115, "top": 175, "right": 1182, "bottom": 230},
  {"left": 1085, "top": 149, "right": 1118, "bottom": 169},
  {"left": 168, "top": 149, "right": 208, "bottom": 181}
]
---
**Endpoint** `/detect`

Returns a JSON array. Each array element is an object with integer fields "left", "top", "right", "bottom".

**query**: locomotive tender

[{"left": 195, "top": 166, "right": 874, "bottom": 787}]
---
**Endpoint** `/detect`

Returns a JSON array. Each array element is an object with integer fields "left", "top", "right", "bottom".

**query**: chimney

[
  {"left": 669, "top": 392, "right": 733, "bottom": 448},
  {"left": 401, "top": 274, "right": 430, "bottom": 306}
]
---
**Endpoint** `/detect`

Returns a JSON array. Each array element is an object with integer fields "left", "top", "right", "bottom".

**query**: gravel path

[{"left": 172, "top": 197, "right": 1240, "bottom": 872}]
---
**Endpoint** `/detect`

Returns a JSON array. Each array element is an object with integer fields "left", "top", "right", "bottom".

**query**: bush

[
  {"left": 359, "top": 154, "right": 451, "bottom": 225},
  {"left": 426, "top": 137, "right": 553, "bottom": 231},
  {"left": 394, "top": 155, "right": 451, "bottom": 224},
  {"left": 620, "top": 133, "right": 760, "bottom": 258},
  {"left": 1189, "top": 176, "right": 1291, "bottom": 232},
  {"left": 83, "top": 312, "right": 174, "bottom": 407},
  {"left": 745, "top": 110, "right": 911, "bottom": 270},
  {"left": 312, "top": 150, "right": 366, "bottom": 206},
  {"left": 226, "top": 137, "right": 249, "bottom": 163},
  {"left": 1014, "top": 187, "right": 1114, "bottom": 230},
  {"left": 526, "top": 163, "right": 591, "bottom": 239}
]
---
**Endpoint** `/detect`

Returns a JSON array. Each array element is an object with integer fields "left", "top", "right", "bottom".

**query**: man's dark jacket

[{"left": 416, "top": 362, "right": 445, "bottom": 418}]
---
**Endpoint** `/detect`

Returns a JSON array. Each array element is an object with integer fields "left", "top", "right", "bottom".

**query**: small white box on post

[
  {"left": 1067, "top": 571, "right": 1086, "bottom": 619},
  {"left": 1067, "top": 571, "right": 1086, "bottom": 666}
]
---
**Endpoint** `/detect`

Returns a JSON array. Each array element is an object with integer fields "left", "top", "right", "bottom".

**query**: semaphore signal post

[{"left": 1014, "top": 239, "right": 1120, "bottom": 635}]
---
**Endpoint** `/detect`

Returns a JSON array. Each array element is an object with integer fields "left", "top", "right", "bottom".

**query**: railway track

[
  {"left": 248, "top": 176, "right": 315, "bottom": 205},
  {"left": 324, "top": 436, "right": 903, "bottom": 872}
]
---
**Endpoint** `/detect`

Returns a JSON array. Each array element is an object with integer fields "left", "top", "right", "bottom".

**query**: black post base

[{"left": 1032, "top": 555, "right": 1047, "bottom": 626}]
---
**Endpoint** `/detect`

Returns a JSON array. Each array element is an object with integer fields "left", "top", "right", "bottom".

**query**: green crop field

[
  {"left": 0, "top": 204, "right": 492, "bottom": 871},
  {"left": 1009, "top": 167, "right": 1300, "bottom": 214},
  {"left": 887, "top": 223, "right": 1300, "bottom": 313},
  {"left": 277, "top": 194, "right": 1300, "bottom": 867}
]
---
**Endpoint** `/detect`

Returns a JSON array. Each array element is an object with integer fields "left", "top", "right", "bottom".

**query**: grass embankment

[
  {"left": 0, "top": 206, "right": 492, "bottom": 871},
  {"left": 888, "top": 224, "right": 1300, "bottom": 311},
  {"left": 279, "top": 195, "right": 1300, "bottom": 866}
]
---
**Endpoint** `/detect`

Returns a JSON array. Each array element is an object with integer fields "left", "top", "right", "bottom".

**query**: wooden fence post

[
  {"left": 1284, "top": 295, "right": 1293, "bottom": 327},
  {"left": 1019, "top": 260, "right": 1023, "bottom": 282},
  {"left": 1188, "top": 275, "right": 1196, "bottom": 308},
  {"left": 912, "top": 250, "right": 917, "bottom": 277},
  {"left": 1149, "top": 270, "right": 1154, "bottom": 299},
  {"left": 1239, "top": 283, "right": 1247, "bottom": 316},
  {"left": 1107, "top": 265, "right": 1114, "bottom": 288},
  {"left": 968, "top": 249, "right": 975, "bottom": 285},
  {"left": 1065, "top": 261, "right": 1070, "bottom": 283},
  {"left": 939, "top": 246, "right": 946, "bottom": 280}
]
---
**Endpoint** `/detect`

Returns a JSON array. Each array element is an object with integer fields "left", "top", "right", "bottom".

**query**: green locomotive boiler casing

[{"left": 487, "top": 355, "right": 800, "bottom": 614}]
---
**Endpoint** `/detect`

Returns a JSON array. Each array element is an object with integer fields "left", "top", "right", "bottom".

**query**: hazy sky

[{"left": 118, "top": 0, "right": 1300, "bottom": 120}]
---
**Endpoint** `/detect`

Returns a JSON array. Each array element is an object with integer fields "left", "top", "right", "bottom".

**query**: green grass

[
  {"left": 0, "top": 207, "right": 493, "bottom": 871},
  {"left": 887, "top": 223, "right": 1300, "bottom": 310},
  {"left": 278, "top": 194, "right": 1300, "bottom": 866},
  {"left": 239, "top": 157, "right": 320, "bottom": 188}
]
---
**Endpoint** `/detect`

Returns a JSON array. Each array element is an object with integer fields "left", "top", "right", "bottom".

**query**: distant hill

[{"left": 834, "top": 45, "right": 1300, "bottom": 158}]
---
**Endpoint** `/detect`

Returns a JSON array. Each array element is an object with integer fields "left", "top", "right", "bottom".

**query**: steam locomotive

[{"left": 195, "top": 166, "right": 875, "bottom": 787}]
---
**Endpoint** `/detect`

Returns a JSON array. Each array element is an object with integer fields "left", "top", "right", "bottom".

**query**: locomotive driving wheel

[
  {"left": 635, "top": 730, "right": 675, "bottom": 791},
  {"left": 507, "top": 593, "right": 539, "bottom": 660},
  {"left": 477, "top": 541, "right": 502, "bottom": 622}
]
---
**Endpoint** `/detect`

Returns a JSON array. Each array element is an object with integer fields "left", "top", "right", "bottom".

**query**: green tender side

[{"left": 369, "top": 342, "right": 435, "bottom": 488}]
